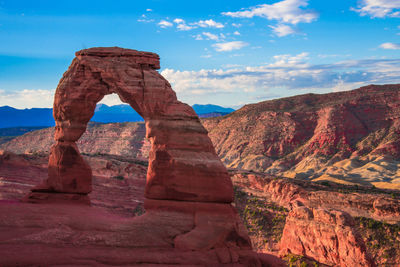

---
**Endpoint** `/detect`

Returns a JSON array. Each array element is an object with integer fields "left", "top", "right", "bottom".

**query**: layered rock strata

[
  {"left": 279, "top": 207, "right": 375, "bottom": 267},
  {"left": 203, "top": 84, "right": 400, "bottom": 190},
  {"left": 26, "top": 47, "right": 232, "bottom": 203},
  {"left": 233, "top": 173, "right": 400, "bottom": 222},
  {"left": 16, "top": 47, "right": 260, "bottom": 266}
]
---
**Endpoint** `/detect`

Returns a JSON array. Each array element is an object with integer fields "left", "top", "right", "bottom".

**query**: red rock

[
  {"left": 232, "top": 172, "right": 400, "bottom": 222},
  {"left": 279, "top": 206, "right": 375, "bottom": 267},
  {"left": 0, "top": 201, "right": 262, "bottom": 266},
  {"left": 145, "top": 199, "right": 252, "bottom": 251},
  {"left": 46, "top": 142, "right": 92, "bottom": 193},
  {"left": 5, "top": 85, "right": 400, "bottom": 190},
  {"left": 203, "top": 84, "right": 400, "bottom": 182},
  {"left": 11, "top": 47, "right": 252, "bottom": 265},
  {"left": 27, "top": 47, "right": 233, "bottom": 203},
  {"left": 373, "top": 197, "right": 400, "bottom": 217}
]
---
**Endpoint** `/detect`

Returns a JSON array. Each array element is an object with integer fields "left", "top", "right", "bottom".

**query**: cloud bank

[
  {"left": 222, "top": 0, "right": 317, "bottom": 37},
  {"left": 380, "top": 42, "right": 400, "bottom": 50},
  {"left": 161, "top": 54, "right": 400, "bottom": 102},
  {"left": 212, "top": 41, "right": 248, "bottom": 52},
  {"left": 352, "top": 0, "right": 400, "bottom": 18}
]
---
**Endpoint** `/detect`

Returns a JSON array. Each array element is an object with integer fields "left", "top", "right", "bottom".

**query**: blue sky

[{"left": 1, "top": 0, "right": 400, "bottom": 108}]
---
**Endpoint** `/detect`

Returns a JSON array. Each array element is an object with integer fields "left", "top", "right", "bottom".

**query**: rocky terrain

[
  {"left": 3, "top": 151, "right": 399, "bottom": 266},
  {"left": 204, "top": 84, "right": 400, "bottom": 190},
  {"left": 232, "top": 171, "right": 400, "bottom": 266},
  {"left": 1, "top": 82, "right": 400, "bottom": 266},
  {"left": 1, "top": 122, "right": 150, "bottom": 160},
  {"left": 3, "top": 84, "right": 400, "bottom": 191}
]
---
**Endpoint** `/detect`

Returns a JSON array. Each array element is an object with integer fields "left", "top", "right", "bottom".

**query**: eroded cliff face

[
  {"left": 204, "top": 84, "right": 400, "bottom": 190},
  {"left": 232, "top": 172, "right": 400, "bottom": 266},
  {"left": 280, "top": 207, "right": 375, "bottom": 267},
  {"left": 232, "top": 173, "right": 400, "bottom": 223}
]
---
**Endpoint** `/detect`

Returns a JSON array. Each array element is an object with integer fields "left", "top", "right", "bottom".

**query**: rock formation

[
  {"left": 203, "top": 84, "right": 400, "bottom": 190},
  {"left": 232, "top": 172, "right": 400, "bottom": 265},
  {"left": 233, "top": 172, "right": 400, "bottom": 222},
  {"left": 6, "top": 84, "right": 400, "bottom": 190},
  {"left": 279, "top": 207, "right": 375, "bottom": 267},
  {"left": 26, "top": 47, "right": 232, "bottom": 203},
  {"left": 9, "top": 47, "right": 263, "bottom": 266}
]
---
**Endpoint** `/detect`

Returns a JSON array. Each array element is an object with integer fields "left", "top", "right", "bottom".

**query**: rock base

[
  {"left": 0, "top": 201, "right": 267, "bottom": 266},
  {"left": 22, "top": 191, "right": 91, "bottom": 205}
]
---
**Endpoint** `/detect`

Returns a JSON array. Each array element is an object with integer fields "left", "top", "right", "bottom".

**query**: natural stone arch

[{"left": 27, "top": 47, "right": 233, "bottom": 203}]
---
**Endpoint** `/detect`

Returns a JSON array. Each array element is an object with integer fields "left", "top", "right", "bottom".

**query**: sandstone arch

[
  {"left": 18, "top": 47, "right": 267, "bottom": 265},
  {"left": 27, "top": 47, "right": 233, "bottom": 203}
]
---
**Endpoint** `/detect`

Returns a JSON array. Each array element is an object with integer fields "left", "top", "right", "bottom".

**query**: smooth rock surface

[{"left": 0, "top": 201, "right": 263, "bottom": 266}]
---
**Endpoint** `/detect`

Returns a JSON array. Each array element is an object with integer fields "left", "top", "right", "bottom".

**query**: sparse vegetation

[
  {"left": 283, "top": 253, "right": 323, "bottom": 267},
  {"left": 233, "top": 186, "right": 287, "bottom": 251},
  {"left": 132, "top": 204, "right": 145, "bottom": 216},
  {"left": 113, "top": 175, "right": 124, "bottom": 180},
  {"left": 356, "top": 217, "right": 400, "bottom": 266}
]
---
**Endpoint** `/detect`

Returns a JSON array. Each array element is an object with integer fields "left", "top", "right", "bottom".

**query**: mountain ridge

[{"left": 0, "top": 103, "right": 234, "bottom": 128}]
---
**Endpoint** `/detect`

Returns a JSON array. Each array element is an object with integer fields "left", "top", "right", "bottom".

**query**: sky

[{"left": 1, "top": 0, "right": 400, "bottom": 109}]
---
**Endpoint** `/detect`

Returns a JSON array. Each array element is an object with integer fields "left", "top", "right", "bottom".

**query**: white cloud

[
  {"left": 270, "top": 52, "right": 309, "bottom": 67},
  {"left": 146, "top": 8, "right": 153, "bottom": 12},
  {"left": 232, "top": 23, "right": 242, "bottom": 28},
  {"left": 194, "top": 19, "right": 224, "bottom": 28},
  {"left": 0, "top": 89, "right": 130, "bottom": 109},
  {"left": 212, "top": 41, "right": 248, "bottom": 52},
  {"left": 5, "top": 57, "right": 400, "bottom": 108},
  {"left": 222, "top": 0, "right": 318, "bottom": 25},
  {"left": 173, "top": 18, "right": 196, "bottom": 30},
  {"left": 233, "top": 31, "right": 241, "bottom": 35},
  {"left": 161, "top": 55, "right": 400, "bottom": 104},
  {"left": 158, "top": 20, "right": 173, "bottom": 28},
  {"left": 158, "top": 18, "right": 224, "bottom": 31},
  {"left": 380, "top": 42, "right": 400, "bottom": 49},
  {"left": 99, "top": 94, "right": 127, "bottom": 106},
  {"left": 269, "top": 24, "right": 296, "bottom": 37},
  {"left": 193, "top": 34, "right": 203, "bottom": 40},
  {"left": 173, "top": 18, "right": 185, "bottom": 24},
  {"left": 0, "top": 89, "right": 54, "bottom": 108},
  {"left": 138, "top": 18, "right": 154, "bottom": 23},
  {"left": 351, "top": 0, "right": 400, "bottom": 18},
  {"left": 202, "top": 32, "right": 225, "bottom": 41},
  {"left": 177, "top": 24, "right": 195, "bottom": 31}
]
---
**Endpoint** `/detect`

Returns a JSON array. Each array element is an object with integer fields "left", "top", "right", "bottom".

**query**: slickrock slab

[{"left": 0, "top": 201, "right": 260, "bottom": 266}]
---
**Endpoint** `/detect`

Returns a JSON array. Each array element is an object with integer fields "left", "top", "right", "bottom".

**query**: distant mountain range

[{"left": 0, "top": 104, "right": 234, "bottom": 129}]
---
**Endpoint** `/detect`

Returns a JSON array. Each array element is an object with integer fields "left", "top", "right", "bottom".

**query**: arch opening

[
  {"left": 91, "top": 93, "right": 145, "bottom": 124},
  {"left": 76, "top": 93, "right": 148, "bottom": 216}
]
